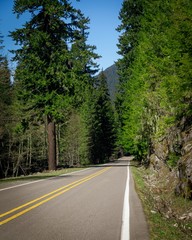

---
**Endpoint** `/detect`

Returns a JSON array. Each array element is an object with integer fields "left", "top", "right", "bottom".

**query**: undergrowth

[{"left": 131, "top": 165, "right": 192, "bottom": 240}]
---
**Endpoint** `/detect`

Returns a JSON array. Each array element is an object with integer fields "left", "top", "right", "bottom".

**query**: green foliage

[
  {"left": 56, "top": 111, "right": 91, "bottom": 166},
  {"left": 11, "top": 0, "right": 99, "bottom": 122},
  {"left": 167, "top": 153, "right": 180, "bottom": 168},
  {"left": 78, "top": 73, "right": 116, "bottom": 164},
  {"left": 7, "top": 0, "right": 101, "bottom": 172},
  {"left": 91, "top": 72, "right": 116, "bottom": 163},
  {"left": 1, "top": 0, "right": 111, "bottom": 178},
  {"left": 116, "top": 0, "right": 192, "bottom": 162},
  {"left": 0, "top": 35, "right": 13, "bottom": 178}
]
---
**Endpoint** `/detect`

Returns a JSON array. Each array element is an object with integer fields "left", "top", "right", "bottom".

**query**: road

[{"left": 0, "top": 157, "right": 149, "bottom": 240}]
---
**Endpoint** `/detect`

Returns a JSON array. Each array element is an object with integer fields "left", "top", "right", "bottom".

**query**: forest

[
  {"left": 0, "top": 0, "right": 116, "bottom": 178},
  {"left": 116, "top": 0, "right": 192, "bottom": 199},
  {"left": 0, "top": 0, "right": 192, "bottom": 199}
]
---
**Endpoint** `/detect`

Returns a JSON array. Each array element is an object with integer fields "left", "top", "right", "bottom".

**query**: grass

[
  {"left": 131, "top": 165, "right": 192, "bottom": 240},
  {"left": 0, "top": 168, "right": 86, "bottom": 184}
]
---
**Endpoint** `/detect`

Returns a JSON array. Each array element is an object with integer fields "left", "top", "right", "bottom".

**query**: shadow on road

[
  {"left": 0, "top": 157, "right": 139, "bottom": 186},
  {"left": 87, "top": 156, "right": 140, "bottom": 168}
]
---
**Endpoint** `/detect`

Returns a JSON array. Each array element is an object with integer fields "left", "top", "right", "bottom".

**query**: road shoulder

[{"left": 129, "top": 166, "right": 149, "bottom": 240}]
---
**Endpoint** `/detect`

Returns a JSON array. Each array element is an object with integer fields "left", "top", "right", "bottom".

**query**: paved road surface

[{"left": 0, "top": 157, "right": 149, "bottom": 240}]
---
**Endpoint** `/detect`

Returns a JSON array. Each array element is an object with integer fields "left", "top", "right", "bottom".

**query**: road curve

[{"left": 0, "top": 157, "right": 149, "bottom": 240}]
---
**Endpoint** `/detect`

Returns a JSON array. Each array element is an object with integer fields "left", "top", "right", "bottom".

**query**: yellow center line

[
  {"left": 0, "top": 167, "right": 107, "bottom": 218},
  {"left": 0, "top": 167, "right": 111, "bottom": 225}
]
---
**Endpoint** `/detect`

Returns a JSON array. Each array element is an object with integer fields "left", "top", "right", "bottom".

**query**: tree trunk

[{"left": 47, "top": 115, "right": 57, "bottom": 170}]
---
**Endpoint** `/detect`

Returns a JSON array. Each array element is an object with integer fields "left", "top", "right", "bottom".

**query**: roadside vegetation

[
  {"left": 131, "top": 164, "right": 192, "bottom": 240},
  {"left": 116, "top": 0, "right": 192, "bottom": 199}
]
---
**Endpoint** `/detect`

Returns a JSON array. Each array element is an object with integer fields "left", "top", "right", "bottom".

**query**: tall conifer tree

[
  {"left": 10, "top": 0, "right": 98, "bottom": 170},
  {"left": 90, "top": 71, "right": 115, "bottom": 163}
]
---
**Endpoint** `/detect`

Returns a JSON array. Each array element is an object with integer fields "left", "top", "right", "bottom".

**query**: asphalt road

[{"left": 0, "top": 157, "right": 149, "bottom": 240}]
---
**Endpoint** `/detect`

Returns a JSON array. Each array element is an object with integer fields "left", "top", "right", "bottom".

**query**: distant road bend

[{"left": 0, "top": 157, "right": 149, "bottom": 240}]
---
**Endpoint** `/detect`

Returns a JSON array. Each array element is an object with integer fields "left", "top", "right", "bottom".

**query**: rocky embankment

[{"left": 150, "top": 119, "right": 192, "bottom": 199}]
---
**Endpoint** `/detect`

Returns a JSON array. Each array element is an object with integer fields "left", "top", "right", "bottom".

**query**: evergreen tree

[
  {"left": 88, "top": 71, "right": 116, "bottom": 164},
  {"left": 10, "top": 0, "right": 98, "bottom": 170},
  {"left": 97, "top": 71, "right": 116, "bottom": 162},
  {"left": 69, "top": 11, "right": 100, "bottom": 107}
]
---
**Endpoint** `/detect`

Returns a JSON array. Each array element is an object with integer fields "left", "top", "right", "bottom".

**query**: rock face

[
  {"left": 177, "top": 127, "right": 192, "bottom": 199},
  {"left": 150, "top": 122, "right": 192, "bottom": 199}
]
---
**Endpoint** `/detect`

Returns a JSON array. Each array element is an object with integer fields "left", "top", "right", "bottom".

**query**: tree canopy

[{"left": 116, "top": 0, "right": 192, "bottom": 161}]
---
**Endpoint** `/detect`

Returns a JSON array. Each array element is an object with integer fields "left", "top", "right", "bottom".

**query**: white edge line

[
  {"left": 0, "top": 168, "right": 91, "bottom": 192},
  {"left": 121, "top": 164, "right": 130, "bottom": 240},
  {"left": 0, "top": 179, "right": 46, "bottom": 192}
]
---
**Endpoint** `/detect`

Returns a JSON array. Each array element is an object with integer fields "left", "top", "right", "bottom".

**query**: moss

[{"left": 167, "top": 152, "right": 180, "bottom": 168}]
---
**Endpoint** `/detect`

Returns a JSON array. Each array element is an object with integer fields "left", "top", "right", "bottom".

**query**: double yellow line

[{"left": 0, "top": 167, "right": 111, "bottom": 225}]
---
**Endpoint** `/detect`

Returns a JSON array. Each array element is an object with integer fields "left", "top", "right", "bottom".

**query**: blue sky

[{"left": 0, "top": 0, "right": 123, "bottom": 71}]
